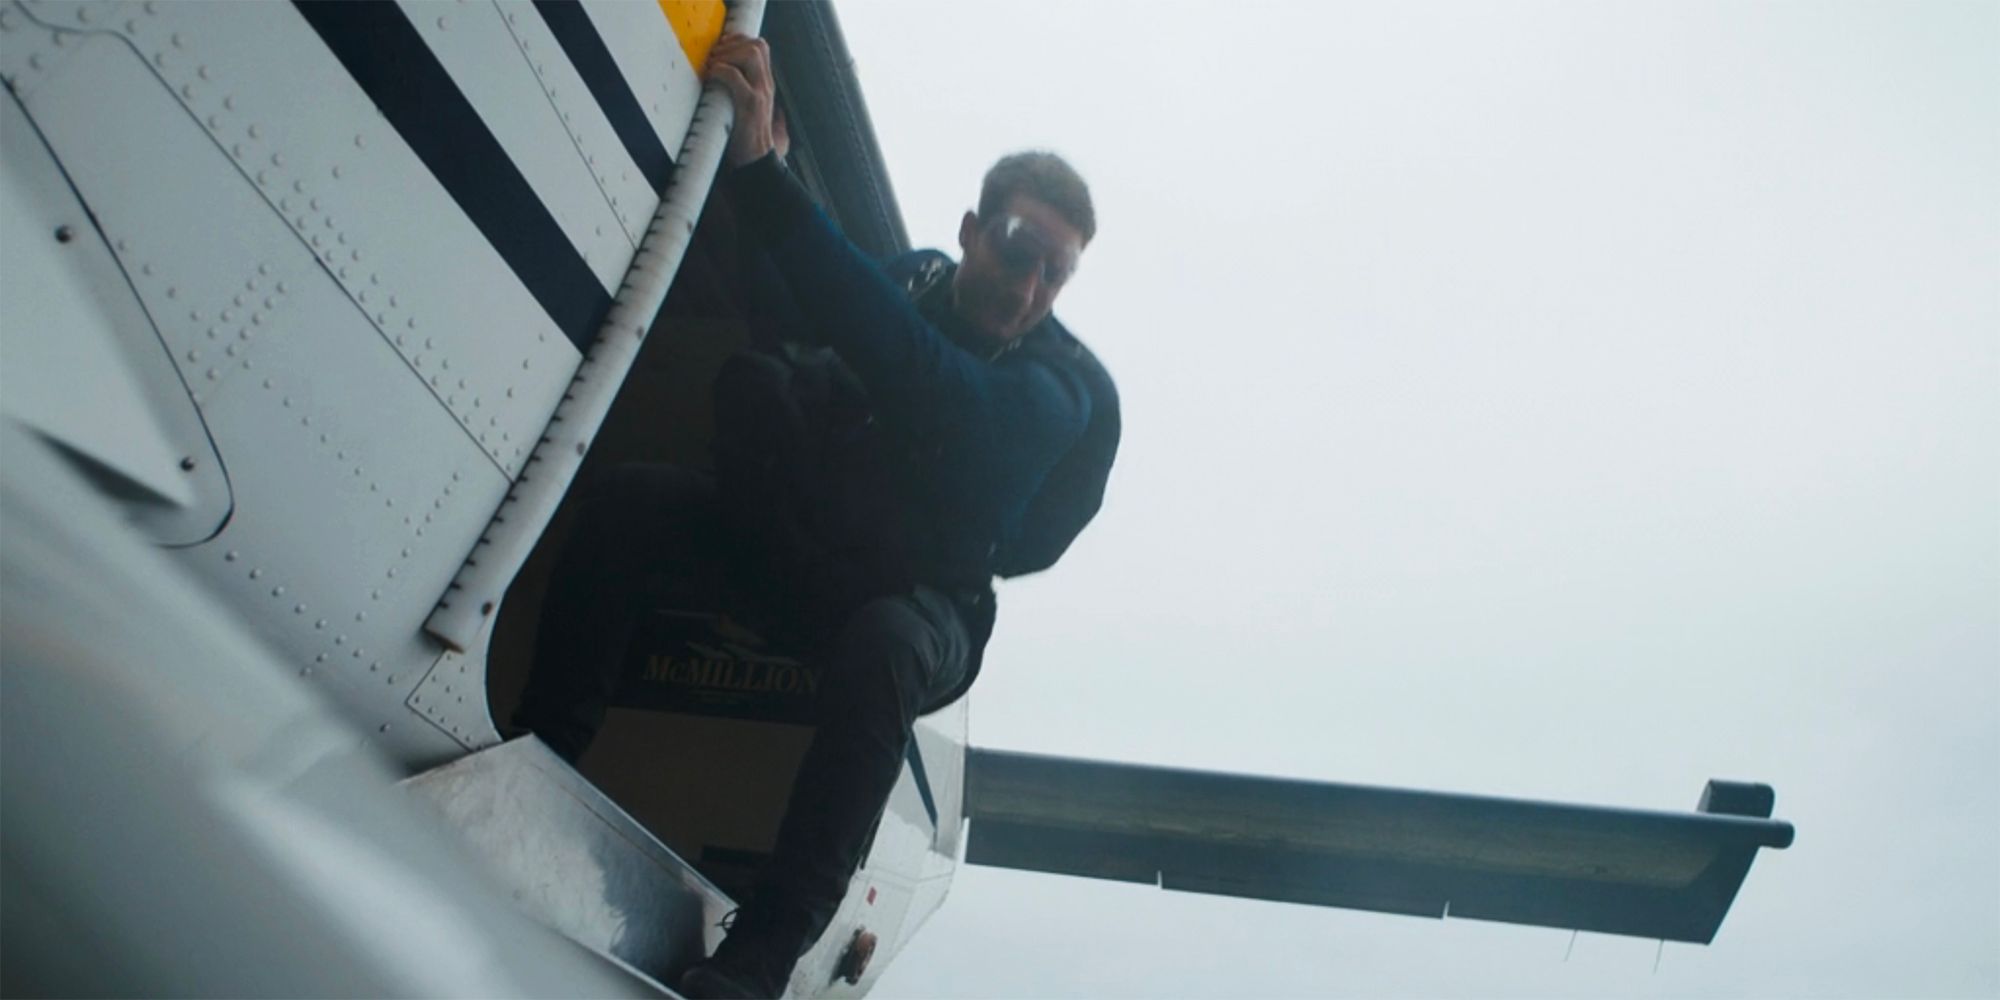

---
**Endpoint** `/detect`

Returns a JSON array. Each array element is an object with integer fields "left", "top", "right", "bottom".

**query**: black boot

[{"left": 678, "top": 905, "right": 813, "bottom": 1000}]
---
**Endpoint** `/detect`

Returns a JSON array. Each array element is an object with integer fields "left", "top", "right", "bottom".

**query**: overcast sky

[{"left": 828, "top": 2, "right": 1999, "bottom": 997}]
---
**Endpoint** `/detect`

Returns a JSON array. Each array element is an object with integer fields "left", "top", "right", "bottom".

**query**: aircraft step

[{"left": 401, "top": 736, "right": 732, "bottom": 992}]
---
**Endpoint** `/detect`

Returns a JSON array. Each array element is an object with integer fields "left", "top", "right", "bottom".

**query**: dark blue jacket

[{"left": 723, "top": 155, "right": 1119, "bottom": 603}]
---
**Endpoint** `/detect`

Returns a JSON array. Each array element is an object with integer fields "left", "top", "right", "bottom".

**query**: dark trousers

[{"left": 513, "top": 463, "right": 972, "bottom": 965}]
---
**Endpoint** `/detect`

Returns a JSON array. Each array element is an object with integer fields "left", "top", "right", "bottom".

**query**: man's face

[{"left": 952, "top": 194, "right": 1086, "bottom": 343}]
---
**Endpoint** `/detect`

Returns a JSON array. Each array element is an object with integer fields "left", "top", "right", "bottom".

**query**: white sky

[{"left": 833, "top": 2, "right": 1998, "bottom": 997}]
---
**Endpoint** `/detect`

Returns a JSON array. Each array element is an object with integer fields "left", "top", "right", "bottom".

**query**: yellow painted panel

[{"left": 658, "top": 0, "right": 727, "bottom": 73}]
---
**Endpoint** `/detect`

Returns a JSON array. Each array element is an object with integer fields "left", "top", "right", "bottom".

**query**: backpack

[{"left": 710, "top": 345, "right": 912, "bottom": 642}]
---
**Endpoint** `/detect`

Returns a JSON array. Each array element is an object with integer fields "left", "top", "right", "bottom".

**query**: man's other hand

[{"left": 709, "top": 33, "right": 788, "bottom": 167}]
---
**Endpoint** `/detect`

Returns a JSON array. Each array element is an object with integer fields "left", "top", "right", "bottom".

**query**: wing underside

[{"left": 963, "top": 748, "right": 1793, "bottom": 944}]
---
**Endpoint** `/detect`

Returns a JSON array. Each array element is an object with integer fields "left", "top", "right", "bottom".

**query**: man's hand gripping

[{"left": 709, "top": 32, "right": 790, "bottom": 168}]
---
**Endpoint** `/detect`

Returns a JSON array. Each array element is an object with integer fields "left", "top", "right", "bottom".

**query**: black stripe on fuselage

[
  {"left": 294, "top": 1, "right": 609, "bottom": 351},
  {"left": 532, "top": 0, "right": 675, "bottom": 193}
]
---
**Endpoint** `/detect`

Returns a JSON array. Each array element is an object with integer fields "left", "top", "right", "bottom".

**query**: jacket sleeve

[{"left": 723, "top": 154, "right": 1091, "bottom": 498}]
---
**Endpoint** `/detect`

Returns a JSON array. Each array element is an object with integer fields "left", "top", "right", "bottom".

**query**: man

[{"left": 518, "top": 32, "right": 1119, "bottom": 999}]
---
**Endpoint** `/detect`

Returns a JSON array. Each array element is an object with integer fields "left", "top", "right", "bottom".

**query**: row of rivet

[
  {"left": 501, "top": 5, "right": 646, "bottom": 245},
  {"left": 119, "top": 3, "right": 533, "bottom": 474},
  {"left": 409, "top": 651, "right": 476, "bottom": 742}
]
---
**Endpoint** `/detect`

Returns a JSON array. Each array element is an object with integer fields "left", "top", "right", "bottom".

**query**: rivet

[
  {"left": 387, "top": 568, "right": 398, "bottom": 579},
  {"left": 481, "top": 601, "right": 496, "bottom": 615},
  {"left": 354, "top": 133, "right": 366, "bottom": 149},
  {"left": 334, "top": 634, "right": 346, "bottom": 646},
  {"left": 370, "top": 588, "right": 381, "bottom": 600},
  {"left": 272, "top": 586, "right": 286, "bottom": 597},
  {"left": 142, "top": 263, "right": 154, "bottom": 276},
  {"left": 294, "top": 179, "right": 308, "bottom": 193},
  {"left": 221, "top": 309, "right": 235, "bottom": 322},
  {"left": 396, "top": 334, "right": 407, "bottom": 347},
  {"left": 506, "top": 388, "right": 514, "bottom": 399},
  {"left": 370, "top": 273, "right": 382, "bottom": 286},
  {"left": 339, "top": 267, "right": 350, "bottom": 280},
  {"left": 252, "top": 313, "right": 264, "bottom": 325},
  {"left": 310, "top": 235, "right": 323, "bottom": 249},
  {"left": 250, "top": 568, "right": 263, "bottom": 580},
  {"left": 179, "top": 456, "right": 197, "bottom": 471},
  {"left": 355, "top": 612, "right": 366, "bottom": 623},
  {"left": 331, "top": 164, "right": 343, "bottom": 179},
  {"left": 379, "top": 724, "right": 390, "bottom": 732},
  {"left": 181, "top": 84, "right": 195, "bottom": 100},
  {"left": 170, "top": 32, "right": 184, "bottom": 48},
  {"left": 237, "top": 328, "right": 250, "bottom": 341},
  {"left": 359, "top": 290, "right": 371, "bottom": 304},
  {"left": 351, "top": 249, "right": 362, "bottom": 262},
  {"left": 262, "top": 378, "right": 274, "bottom": 389},
  {"left": 153, "top": 51, "right": 166, "bottom": 68},
  {"left": 447, "top": 395, "right": 457, "bottom": 406},
  {"left": 400, "top": 548, "right": 411, "bottom": 558},
  {"left": 116, "top": 239, "right": 130, "bottom": 252},
  {"left": 206, "top": 368, "right": 218, "bottom": 381},
  {"left": 185, "top": 349, "right": 199, "bottom": 362},
  {"left": 166, "top": 286, "right": 178, "bottom": 299},
  {"left": 314, "top": 654, "right": 327, "bottom": 663},
  {"left": 29, "top": 53, "right": 43, "bottom": 70},
  {"left": 232, "top": 293, "right": 245, "bottom": 307},
  {"left": 197, "top": 65, "right": 210, "bottom": 81},
  {"left": 224, "top": 344, "right": 238, "bottom": 358},
  {"left": 437, "top": 15, "right": 449, "bottom": 29},
  {"left": 281, "top": 397, "right": 291, "bottom": 408},
  {"left": 224, "top": 550, "right": 239, "bottom": 562},
  {"left": 407, "top": 317, "right": 418, "bottom": 329},
  {"left": 223, "top": 95, "right": 236, "bottom": 111},
  {"left": 275, "top": 281, "right": 289, "bottom": 294},
  {"left": 314, "top": 618, "right": 326, "bottom": 629},
  {"left": 575, "top": 442, "right": 587, "bottom": 456}
]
